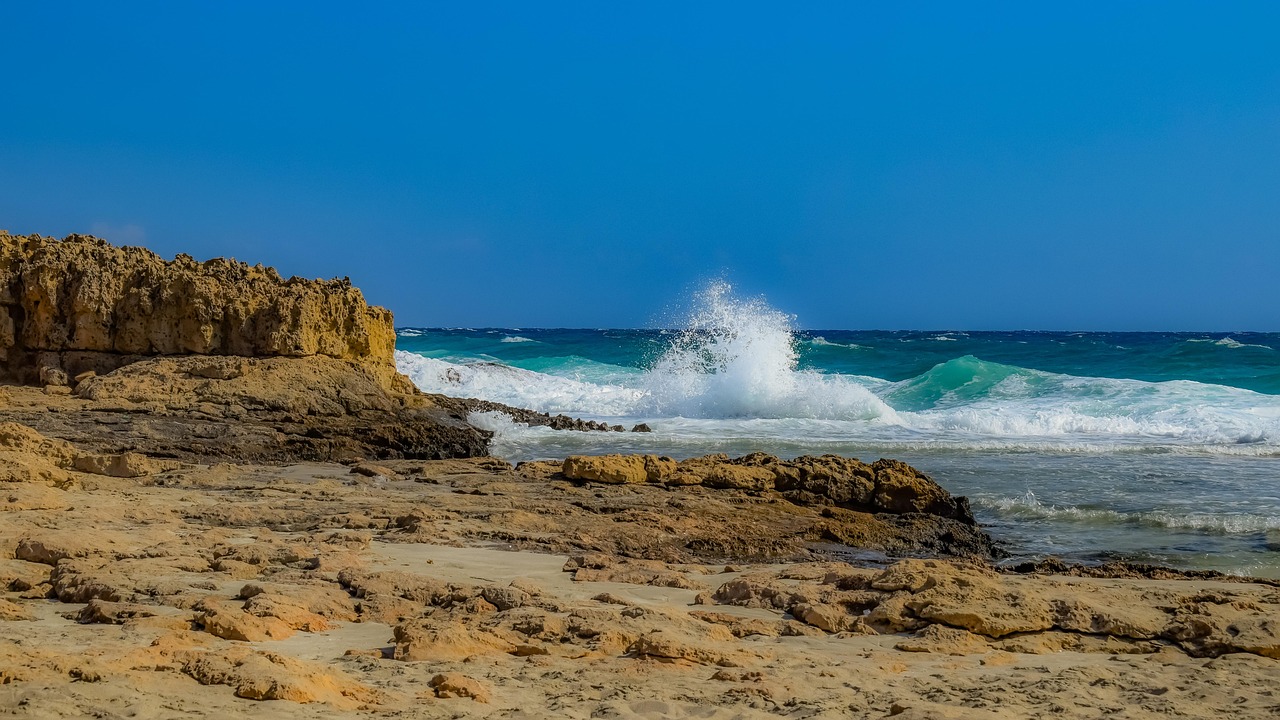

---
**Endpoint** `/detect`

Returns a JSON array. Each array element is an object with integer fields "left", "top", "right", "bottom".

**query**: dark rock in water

[
  {"left": 809, "top": 506, "right": 1000, "bottom": 559},
  {"left": 1006, "top": 557, "right": 1280, "bottom": 586},
  {"left": 428, "top": 396, "right": 623, "bottom": 433},
  {"left": 878, "top": 513, "right": 1003, "bottom": 559},
  {"left": 631, "top": 423, "right": 653, "bottom": 433}
]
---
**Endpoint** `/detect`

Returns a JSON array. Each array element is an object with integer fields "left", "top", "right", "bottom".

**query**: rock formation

[
  {"left": 0, "top": 232, "right": 396, "bottom": 386},
  {"left": 561, "top": 452, "right": 977, "bottom": 524},
  {"left": 2, "top": 444, "right": 1277, "bottom": 716},
  {"left": 538, "top": 452, "right": 999, "bottom": 559}
]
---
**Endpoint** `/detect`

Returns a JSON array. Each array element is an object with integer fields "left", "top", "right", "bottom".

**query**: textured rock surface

[
  {"left": 563, "top": 452, "right": 977, "bottom": 523},
  {"left": 0, "top": 232, "right": 396, "bottom": 385},
  {"left": 560, "top": 452, "right": 996, "bottom": 558},
  {"left": 0, "top": 444, "right": 1277, "bottom": 717},
  {"left": 2, "top": 356, "right": 491, "bottom": 462},
  {"left": 709, "top": 558, "right": 1280, "bottom": 659}
]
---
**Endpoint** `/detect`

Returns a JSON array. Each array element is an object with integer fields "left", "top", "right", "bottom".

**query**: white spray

[{"left": 638, "top": 281, "right": 897, "bottom": 420}]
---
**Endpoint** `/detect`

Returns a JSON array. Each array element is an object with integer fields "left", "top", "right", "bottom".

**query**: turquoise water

[{"left": 395, "top": 285, "right": 1280, "bottom": 575}]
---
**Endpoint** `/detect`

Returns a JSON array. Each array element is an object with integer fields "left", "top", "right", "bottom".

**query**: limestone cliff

[{"left": 0, "top": 232, "right": 396, "bottom": 385}]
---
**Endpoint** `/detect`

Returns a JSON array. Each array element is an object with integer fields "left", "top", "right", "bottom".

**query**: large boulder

[{"left": 562, "top": 455, "right": 650, "bottom": 484}]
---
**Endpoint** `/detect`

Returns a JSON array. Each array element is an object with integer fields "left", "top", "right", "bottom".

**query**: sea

[{"left": 394, "top": 283, "right": 1280, "bottom": 577}]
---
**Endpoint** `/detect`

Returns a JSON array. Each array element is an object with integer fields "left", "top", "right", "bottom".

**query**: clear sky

[{"left": 2, "top": 1, "right": 1277, "bottom": 330}]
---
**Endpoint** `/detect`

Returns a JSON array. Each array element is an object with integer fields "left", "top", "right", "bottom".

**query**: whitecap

[
  {"left": 1215, "top": 337, "right": 1272, "bottom": 350},
  {"left": 808, "top": 336, "right": 867, "bottom": 350}
]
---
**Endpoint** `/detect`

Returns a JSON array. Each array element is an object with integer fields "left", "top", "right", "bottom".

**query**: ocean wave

[
  {"left": 500, "top": 335, "right": 537, "bottom": 343},
  {"left": 394, "top": 283, "right": 1280, "bottom": 452},
  {"left": 807, "top": 336, "right": 868, "bottom": 350},
  {"left": 1186, "top": 337, "right": 1273, "bottom": 350},
  {"left": 395, "top": 352, "right": 643, "bottom": 416},
  {"left": 636, "top": 283, "right": 899, "bottom": 421},
  {"left": 396, "top": 349, "right": 1280, "bottom": 451},
  {"left": 976, "top": 492, "right": 1280, "bottom": 534}
]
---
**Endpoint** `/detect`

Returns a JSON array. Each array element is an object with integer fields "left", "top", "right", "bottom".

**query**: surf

[{"left": 395, "top": 283, "right": 1280, "bottom": 453}]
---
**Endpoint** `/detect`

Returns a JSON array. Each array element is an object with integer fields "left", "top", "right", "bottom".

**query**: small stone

[
  {"left": 350, "top": 463, "right": 399, "bottom": 480},
  {"left": 39, "top": 365, "right": 69, "bottom": 387},
  {"left": 429, "top": 672, "right": 491, "bottom": 703}
]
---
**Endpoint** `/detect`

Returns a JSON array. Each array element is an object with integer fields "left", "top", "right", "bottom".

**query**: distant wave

[
  {"left": 500, "top": 335, "right": 537, "bottom": 343},
  {"left": 1186, "top": 337, "right": 1273, "bottom": 350},
  {"left": 807, "top": 336, "right": 868, "bottom": 350}
]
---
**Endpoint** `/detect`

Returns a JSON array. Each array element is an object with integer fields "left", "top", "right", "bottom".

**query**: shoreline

[{"left": 1, "top": 232, "right": 1277, "bottom": 717}]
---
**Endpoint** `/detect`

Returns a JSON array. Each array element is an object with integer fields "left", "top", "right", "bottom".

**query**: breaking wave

[
  {"left": 395, "top": 282, "right": 1280, "bottom": 453},
  {"left": 977, "top": 492, "right": 1280, "bottom": 535}
]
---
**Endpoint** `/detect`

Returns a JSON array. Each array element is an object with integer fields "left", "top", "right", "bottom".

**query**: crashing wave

[{"left": 394, "top": 282, "right": 1280, "bottom": 452}]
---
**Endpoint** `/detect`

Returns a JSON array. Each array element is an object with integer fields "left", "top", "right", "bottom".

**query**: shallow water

[{"left": 396, "top": 284, "right": 1280, "bottom": 576}]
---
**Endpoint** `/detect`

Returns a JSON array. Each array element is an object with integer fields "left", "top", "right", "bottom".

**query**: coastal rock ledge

[
  {"left": 0, "top": 232, "right": 396, "bottom": 386},
  {"left": 546, "top": 452, "right": 998, "bottom": 559},
  {"left": 0, "top": 232, "right": 500, "bottom": 460}
]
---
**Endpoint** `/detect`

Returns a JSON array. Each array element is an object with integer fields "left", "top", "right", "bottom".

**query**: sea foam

[
  {"left": 636, "top": 281, "right": 899, "bottom": 421},
  {"left": 395, "top": 282, "right": 1280, "bottom": 453}
]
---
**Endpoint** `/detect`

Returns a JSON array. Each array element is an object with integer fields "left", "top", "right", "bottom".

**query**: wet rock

[
  {"left": 871, "top": 459, "right": 973, "bottom": 522},
  {"left": 563, "top": 452, "right": 980, "bottom": 528}
]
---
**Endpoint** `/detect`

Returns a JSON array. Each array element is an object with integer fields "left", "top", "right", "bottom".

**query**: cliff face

[{"left": 0, "top": 232, "right": 396, "bottom": 384}]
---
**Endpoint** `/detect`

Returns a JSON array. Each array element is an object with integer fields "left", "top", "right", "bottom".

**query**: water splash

[{"left": 638, "top": 281, "right": 896, "bottom": 421}]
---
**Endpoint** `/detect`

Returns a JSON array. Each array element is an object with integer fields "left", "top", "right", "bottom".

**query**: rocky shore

[{"left": 1, "top": 233, "right": 1278, "bottom": 719}]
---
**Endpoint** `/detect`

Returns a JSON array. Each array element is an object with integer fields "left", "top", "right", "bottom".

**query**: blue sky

[{"left": 2, "top": 1, "right": 1277, "bottom": 330}]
